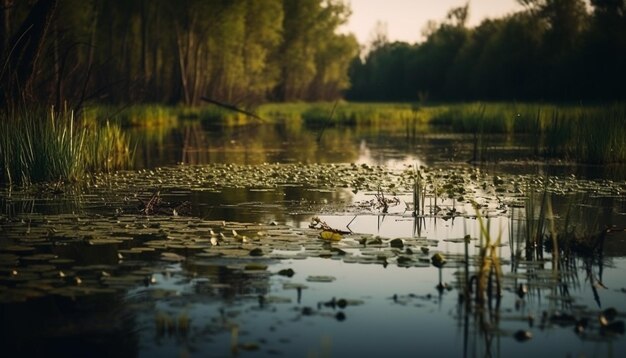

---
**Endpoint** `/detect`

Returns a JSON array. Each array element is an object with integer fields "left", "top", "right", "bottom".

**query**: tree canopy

[
  {"left": 347, "top": 0, "right": 626, "bottom": 102},
  {"left": 0, "top": 0, "right": 359, "bottom": 107},
  {"left": 2, "top": 0, "right": 625, "bottom": 107}
]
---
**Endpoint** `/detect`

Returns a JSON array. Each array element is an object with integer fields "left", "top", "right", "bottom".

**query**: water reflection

[
  {"left": 129, "top": 121, "right": 626, "bottom": 181},
  {"left": 2, "top": 121, "right": 626, "bottom": 356},
  {"left": 2, "top": 293, "right": 139, "bottom": 357}
]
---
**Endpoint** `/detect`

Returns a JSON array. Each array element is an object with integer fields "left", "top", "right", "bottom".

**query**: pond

[{"left": 1, "top": 121, "right": 626, "bottom": 357}]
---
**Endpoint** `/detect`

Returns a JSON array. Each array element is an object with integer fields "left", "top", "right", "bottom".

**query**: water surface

[{"left": 1, "top": 121, "right": 625, "bottom": 357}]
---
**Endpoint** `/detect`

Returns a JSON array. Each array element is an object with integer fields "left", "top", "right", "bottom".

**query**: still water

[{"left": 1, "top": 121, "right": 626, "bottom": 357}]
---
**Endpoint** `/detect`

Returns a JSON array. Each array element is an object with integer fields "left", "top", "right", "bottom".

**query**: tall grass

[
  {"left": 0, "top": 108, "right": 132, "bottom": 185},
  {"left": 83, "top": 101, "right": 626, "bottom": 164},
  {"left": 473, "top": 203, "right": 503, "bottom": 304},
  {"left": 195, "top": 101, "right": 436, "bottom": 129},
  {"left": 431, "top": 102, "right": 626, "bottom": 163},
  {"left": 85, "top": 104, "right": 178, "bottom": 128},
  {"left": 82, "top": 119, "right": 133, "bottom": 173}
]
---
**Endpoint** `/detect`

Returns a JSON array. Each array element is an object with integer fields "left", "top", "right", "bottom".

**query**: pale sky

[{"left": 342, "top": 0, "right": 524, "bottom": 45}]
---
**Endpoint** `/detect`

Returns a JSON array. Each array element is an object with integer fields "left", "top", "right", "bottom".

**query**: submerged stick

[
  {"left": 316, "top": 100, "right": 339, "bottom": 143},
  {"left": 200, "top": 96, "right": 265, "bottom": 122}
]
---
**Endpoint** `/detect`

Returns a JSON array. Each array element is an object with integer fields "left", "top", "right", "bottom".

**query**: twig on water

[
  {"left": 200, "top": 96, "right": 265, "bottom": 122},
  {"left": 316, "top": 100, "right": 339, "bottom": 143}
]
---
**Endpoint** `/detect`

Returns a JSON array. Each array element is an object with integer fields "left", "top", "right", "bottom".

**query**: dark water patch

[{"left": 2, "top": 143, "right": 626, "bottom": 356}]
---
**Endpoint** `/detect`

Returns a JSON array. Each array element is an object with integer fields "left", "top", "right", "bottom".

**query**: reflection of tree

[
  {"left": 130, "top": 125, "right": 177, "bottom": 169},
  {"left": 133, "top": 121, "right": 363, "bottom": 167},
  {"left": 128, "top": 119, "right": 447, "bottom": 168},
  {"left": 189, "top": 186, "right": 351, "bottom": 224},
  {"left": 183, "top": 259, "right": 271, "bottom": 299},
  {"left": 181, "top": 121, "right": 210, "bottom": 165},
  {"left": 1, "top": 293, "right": 139, "bottom": 357}
]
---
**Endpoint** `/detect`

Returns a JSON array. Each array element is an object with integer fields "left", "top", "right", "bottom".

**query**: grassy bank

[
  {"left": 429, "top": 102, "right": 626, "bottom": 164},
  {"left": 85, "top": 101, "right": 626, "bottom": 165},
  {"left": 98, "top": 102, "right": 436, "bottom": 128},
  {"left": 0, "top": 108, "right": 132, "bottom": 185}
]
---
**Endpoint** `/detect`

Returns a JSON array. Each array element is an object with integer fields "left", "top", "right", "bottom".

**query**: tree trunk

[
  {"left": 74, "top": 0, "right": 99, "bottom": 113},
  {"left": 2, "top": 0, "right": 57, "bottom": 106},
  {"left": 0, "top": 0, "right": 12, "bottom": 55}
]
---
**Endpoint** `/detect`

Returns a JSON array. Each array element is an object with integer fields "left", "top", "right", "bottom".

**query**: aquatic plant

[
  {"left": 0, "top": 108, "right": 85, "bottom": 184},
  {"left": 0, "top": 107, "right": 132, "bottom": 185},
  {"left": 473, "top": 202, "right": 503, "bottom": 304},
  {"left": 82, "top": 119, "right": 133, "bottom": 173},
  {"left": 430, "top": 102, "right": 626, "bottom": 163},
  {"left": 102, "top": 104, "right": 178, "bottom": 128}
]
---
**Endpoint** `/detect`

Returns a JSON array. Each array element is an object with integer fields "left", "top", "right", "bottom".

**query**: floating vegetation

[
  {"left": 84, "top": 162, "right": 625, "bottom": 222},
  {"left": 1, "top": 155, "right": 626, "bottom": 357},
  {"left": 319, "top": 231, "right": 343, "bottom": 241},
  {"left": 137, "top": 189, "right": 191, "bottom": 216},
  {"left": 306, "top": 275, "right": 336, "bottom": 283}
]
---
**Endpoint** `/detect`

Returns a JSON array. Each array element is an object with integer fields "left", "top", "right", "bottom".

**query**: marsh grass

[
  {"left": 546, "top": 194, "right": 611, "bottom": 258},
  {"left": 86, "top": 101, "right": 626, "bottom": 163},
  {"left": 82, "top": 120, "right": 133, "bottom": 173},
  {"left": 86, "top": 105, "right": 179, "bottom": 128},
  {"left": 0, "top": 108, "right": 132, "bottom": 185},
  {"left": 473, "top": 203, "right": 503, "bottom": 304},
  {"left": 570, "top": 105, "right": 626, "bottom": 164},
  {"left": 199, "top": 101, "right": 436, "bottom": 131},
  {"left": 524, "top": 187, "right": 548, "bottom": 261},
  {"left": 431, "top": 102, "right": 626, "bottom": 163},
  {"left": 412, "top": 168, "right": 423, "bottom": 216},
  {"left": 206, "top": 101, "right": 626, "bottom": 163},
  {"left": 302, "top": 102, "right": 414, "bottom": 126},
  {"left": 0, "top": 108, "right": 84, "bottom": 184}
]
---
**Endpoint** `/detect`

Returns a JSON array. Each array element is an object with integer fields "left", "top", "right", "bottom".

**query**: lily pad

[
  {"left": 320, "top": 231, "right": 342, "bottom": 241},
  {"left": 306, "top": 275, "right": 336, "bottom": 283}
]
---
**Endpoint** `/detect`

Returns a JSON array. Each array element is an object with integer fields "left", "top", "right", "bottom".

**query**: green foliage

[
  {"left": 348, "top": 0, "right": 626, "bottom": 102},
  {"left": 81, "top": 120, "right": 134, "bottom": 173},
  {"left": 0, "top": 109, "right": 132, "bottom": 185},
  {"left": 430, "top": 102, "right": 626, "bottom": 163},
  {"left": 300, "top": 102, "right": 426, "bottom": 128},
  {"left": 152, "top": 101, "right": 428, "bottom": 129},
  {"left": 277, "top": 0, "right": 359, "bottom": 101},
  {"left": 6, "top": 0, "right": 358, "bottom": 107},
  {"left": 0, "top": 109, "right": 85, "bottom": 184}
]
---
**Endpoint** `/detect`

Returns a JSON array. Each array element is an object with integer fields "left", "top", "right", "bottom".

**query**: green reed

[
  {"left": 473, "top": 202, "right": 503, "bottom": 304},
  {"left": 431, "top": 102, "right": 626, "bottom": 163},
  {"left": 0, "top": 108, "right": 132, "bottom": 185}
]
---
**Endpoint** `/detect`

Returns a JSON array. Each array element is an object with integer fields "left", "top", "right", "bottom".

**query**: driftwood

[
  {"left": 137, "top": 189, "right": 191, "bottom": 216},
  {"left": 200, "top": 96, "right": 265, "bottom": 122},
  {"left": 309, "top": 216, "right": 351, "bottom": 235}
]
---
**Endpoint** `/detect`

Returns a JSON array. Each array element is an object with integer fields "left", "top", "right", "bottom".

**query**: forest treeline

[
  {"left": 348, "top": 0, "right": 626, "bottom": 102},
  {"left": 0, "top": 0, "right": 358, "bottom": 108},
  {"left": 2, "top": 0, "right": 626, "bottom": 108}
]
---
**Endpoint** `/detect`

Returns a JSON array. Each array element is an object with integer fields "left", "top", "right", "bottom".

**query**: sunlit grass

[
  {"left": 84, "top": 101, "right": 626, "bottom": 164},
  {"left": 85, "top": 105, "right": 179, "bottom": 128},
  {"left": 430, "top": 102, "right": 626, "bottom": 163},
  {"left": 0, "top": 108, "right": 132, "bottom": 185},
  {"left": 194, "top": 101, "right": 434, "bottom": 129},
  {"left": 473, "top": 202, "right": 503, "bottom": 304}
]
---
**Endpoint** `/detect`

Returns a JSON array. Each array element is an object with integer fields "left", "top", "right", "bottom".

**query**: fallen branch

[
  {"left": 200, "top": 96, "right": 265, "bottom": 122},
  {"left": 138, "top": 189, "right": 191, "bottom": 216},
  {"left": 309, "top": 216, "right": 351, "bottom": 235}
]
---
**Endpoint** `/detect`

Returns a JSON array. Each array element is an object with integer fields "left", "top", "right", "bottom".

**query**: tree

[
  {"left": 276, "top": 0, "right": 355, "bottom": 101},
  {"left": 1, "top": 0, "right": 57, "bottom": 106}
]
